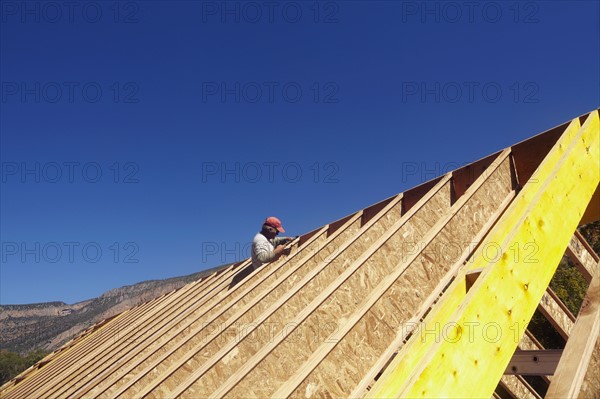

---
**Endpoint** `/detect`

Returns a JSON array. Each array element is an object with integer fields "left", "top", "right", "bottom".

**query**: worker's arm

[
  {"left": 254, "top": 240, "right": 286, "bottom": 263},
  {"left": 273, "top": 236, "right": 294, "bottom": 246},
  {"left": 255, "top": 245, "right": 286, "bottom": 262}
]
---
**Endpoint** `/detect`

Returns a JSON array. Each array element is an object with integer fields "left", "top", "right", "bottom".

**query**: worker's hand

[{"left": 273, "top": 245, "right": 286, "bottom": 257}]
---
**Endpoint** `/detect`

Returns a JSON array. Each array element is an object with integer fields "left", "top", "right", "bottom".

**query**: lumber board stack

[{"left": 0, "top": 110, "right": 598, "bottom": 399}]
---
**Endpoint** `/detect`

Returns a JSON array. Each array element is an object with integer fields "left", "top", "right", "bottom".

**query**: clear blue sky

[{"left": 1, "top": 1, "right": 598, "bottom": 305}]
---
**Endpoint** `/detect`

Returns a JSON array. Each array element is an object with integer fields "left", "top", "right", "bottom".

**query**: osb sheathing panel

[
  {"left": 499, "top": 376, "right": 540, "bottom": 399},
  {"left": 110, "top": 218, "right": 361, "bottom": 398},
  {"left": 578, "top": 333, "right": 600, "bottom": 398},
  {"left": 539, "top": 290, "right": 574, "bottom": 340},
  {"left": 402, "top": 177, "right": 444, "bottom": 213},
  {"left": 165, "top": 199, "right": 406, "bottom": 398},
  {"left": 286, "top": 157, "right": 513, "bottom": 398},
  {"left": 567, "top": 233, "right": 597, "bottom": 281},
  {"left": 519, "top": 331, "right": 544, "bottom": 351},
  {"left": 118, "top": 214, "right": 365, "bottom": 398},
  {"left": 91, "top": 273, "right": 241, "bottom": 397},
  {"left": 221, "top": 181, "right": 452, "bottom": 398},
  {"left": 86, "top": 233, "right": 329, "bottom": 398},
  {"left": 54, "top": 268, "right": 240, "bottom": 399},
  {"left": 17, "top": 277, "right": 209, "bottom": 399},
  {"left": 26, "top": 269, "right": 236, "bottom": 399},
  {"left": 1, "top": 292, "right": 168, "bottom": 399},
  {"left": 362, "top": 195, "right": 397, "bottom": 225},
  {"left": 452, "top": 151, "right": 500, "bottom": 199}
]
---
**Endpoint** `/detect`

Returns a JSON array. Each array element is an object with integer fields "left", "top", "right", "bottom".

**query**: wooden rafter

[{"left": 367, "top": 112, "right": 598, "bottom": 398}]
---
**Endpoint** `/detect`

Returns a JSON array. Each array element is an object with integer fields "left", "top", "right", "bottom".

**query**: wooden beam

[
  {"left": 546, "top": 270, "right": 600, "bottom": 398},
  {"left": 577, "top": 337, "right": 600, "bottom": 397},
  {"left": 517, "top": 330, "right": 552, "bottom": 386},
  {"left": 362, "top": 194, "right": 399, "bottom": 225},
  {"left": 350, "top": 191, "right": 517, "bottom": 399},
  {"left": 402, "top": 175, "right": 445, "bottom": 212},
  {"left": 367, "top": 112, "right": 596, "bottom": 398},
  {"left": 69, "top": 231, "right": 327, "bottom": 399},
  {"left": 163, "top": 177, "right": 450, "bottom": 399},
  {"left": 20, "top": 263, "right": 238, "bottom": 399},
  {"left": 71, "top": 225, "right": 331, "bottom": 398},
  {"left": 452, "top": 151, "right": 501, "bottom": 199},
  {"left": 227, "top": 152, "right": 514, "bottom": 398},
  {"left": 394, "top": 111, "right": 598, "bottom": 398},
  {"left": 494, "top": 381, "right": 518, "bottom": 399},
  {"left": 510, "top": 118, "right": 570, "bottom": 188},
  {"left": 504, "top": 350, "right": 562, "bottom": 375},
  {"left": 109, "top": 208, "right": 367, "bottom": 398},
  {"left": 498, "top": 325, "right": 550, "bottom": 397},
  {"left": 0, "top": 282, "right": 184, "bottom": 399}
]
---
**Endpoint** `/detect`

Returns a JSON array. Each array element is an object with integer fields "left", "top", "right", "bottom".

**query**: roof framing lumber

[
  {"left": 95, "top": 222, "right": 341, "bottom": 398},
  {"left": 116, "top": 208, "right": 368, "bottom": 398},
  {"left": 2, "top": 110, "right": 598, "bottom": 399},
  {"left": 30, "top": 263, "right": 241, "bottom": 399},
  {"left": 370, "top": 111, "right": 599, "bottom": 398},
  {"left": 269, "top": 151, "right": 515, "bottom": 399},
  {"left": 504, "top": 349, "right": 562, "bottom": 375},
  {"left": 0, "top": 281, "right": 185, "bottom": 399},
  {"left": 69, "top": 229, "right": 326, "bottom": 398},
  {"left": 546, "top": 270, "right": 600, "bottom": 398},
  {"left": 351, "top": 190, "right": 516, "bottom": 399},
  {"left": 167, "top": 177, "right": 451, "bottom": 398},
  {"left": 110, "top": 211, "right": 362, "bottom": 397}
]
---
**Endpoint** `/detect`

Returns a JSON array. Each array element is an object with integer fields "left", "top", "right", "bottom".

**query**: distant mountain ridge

[{"left": 0, "top": 264, "right": 231, "bottom": 355}]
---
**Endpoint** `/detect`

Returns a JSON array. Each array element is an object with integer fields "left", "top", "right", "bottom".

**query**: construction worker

[{"left": 252, "top": 216, "right": 293, "bottom": 270}]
